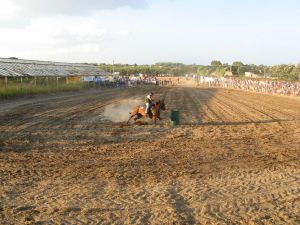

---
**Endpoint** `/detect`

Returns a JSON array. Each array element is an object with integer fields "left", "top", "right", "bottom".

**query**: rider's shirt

[
  {"left": 145, "top": 95, "right": 154, "bottom": 115},
  {"left": 145, "top": 95, "right": 153, "bottom": 104}
]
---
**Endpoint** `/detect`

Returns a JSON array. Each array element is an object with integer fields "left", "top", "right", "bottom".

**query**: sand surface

[{"left": 0, "top": 84, "right": 300, "bottom": 224}]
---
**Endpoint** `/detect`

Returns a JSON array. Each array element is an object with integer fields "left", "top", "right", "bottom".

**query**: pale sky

[{"left": 0, "top": 0, "right": 299, "bottom": 65}]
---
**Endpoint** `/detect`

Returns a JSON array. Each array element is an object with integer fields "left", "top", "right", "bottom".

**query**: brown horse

[{"left": 127, "top": 100, "right": 166, "bottom": 125}]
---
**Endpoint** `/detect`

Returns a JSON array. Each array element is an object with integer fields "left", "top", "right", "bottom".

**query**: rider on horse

[
  {"left": 127, "top": 92, "right": 165, "bottom": 125},
  {"left": 145, "top": 92, "right": 154, "bottom": 117}
]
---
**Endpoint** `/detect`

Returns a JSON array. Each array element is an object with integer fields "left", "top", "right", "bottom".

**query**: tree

[
  {"left": 232, "top": 61, "right": 244, "bottom": 67},
  {"left": 210, "top": 60, "right": 222, "bottom": 67},
  {"left": 98, "top": 62, "right": 299, "bottom": 80},
  {"left": 231, "top": 61, "right": 244, "bottom": 75},
  {"left": 237, "top": 66, "right": 247, "bottom": 76}
]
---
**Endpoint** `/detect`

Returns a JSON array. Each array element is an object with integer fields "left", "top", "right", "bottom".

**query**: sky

[{"left": 0, "top": 0, "right": 299, "bottom": 65}]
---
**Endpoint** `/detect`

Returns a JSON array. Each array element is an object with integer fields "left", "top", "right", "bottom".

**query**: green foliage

[
  {"left": 0, "top": 82, "right": 85, "bottom": 99},
  {"left": 267, "top": 64, "right": 300, "bottom": 81},
  {"left": 98, "top": 62, "right": 197, "bottom": 76},
  {"left": 197, "top": 65, "right": 209, "bottom": 75},
  {"left": 197, "top": 64, "right": 229, "bottom": 76},
  {"left": 232, "top": 61, "right": 244, "bottom": 67},
  {"left": 98, "top": 61, "right": 300, "bottom": 81},
  {"left": 237, "top": 66, "right": 247, "bottom": 75},
  {"left": 210, "top": 60, "right": 222, "bottom": 67},
  {"left": 214, "top": 67, "right": 229, "bottom": 76}
]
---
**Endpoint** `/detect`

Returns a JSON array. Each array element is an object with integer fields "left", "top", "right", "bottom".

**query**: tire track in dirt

[
  {"left": 1, "top": 86, "right": 300, "bottom": 224},
  {"left": 0, "top": 89, "right": 117, "bottom": 133},
  {"left": 4, "top": 89, "right": 129, "bottom": 128},
  {"left": 194, "top": 89, "right": 251, "bottom": 123},
  {"left": 218, "top": 93, "right": 287, "bottom": 123},
  {"left": 181, "top": 88, "right": 209, "bottom": 123},
  {"left": 194, "top": 89, "right": 261, "bottom": 124},
  {"left": 186, "top": 89, "right": 213, "bottom": 123},
  {"left": 0, "top": 87, "right": 162, "bottom": 152},
  {"left": 210, "top": 89, "right": 300, "bottom": 159},
  {"left": 225, "top": 90, "right": 299, "bottom": 120}
]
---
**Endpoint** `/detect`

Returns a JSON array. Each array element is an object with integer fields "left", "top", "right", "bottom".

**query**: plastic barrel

[{"left": 170, "top": 110, "right": 179, "bottom": 125}]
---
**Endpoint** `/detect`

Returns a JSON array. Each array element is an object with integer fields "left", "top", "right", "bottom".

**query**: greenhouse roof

[{"left": 0, "top": 58, "right": 110, "bottom": 77}]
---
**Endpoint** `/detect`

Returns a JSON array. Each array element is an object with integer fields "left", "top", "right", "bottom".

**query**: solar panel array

[{"left": 0, "top": 58, "right": 110, "bottom": 77}]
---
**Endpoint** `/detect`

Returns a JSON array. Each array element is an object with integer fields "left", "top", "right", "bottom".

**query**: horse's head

[{"left": 156, "top": 100, "right": 166, "bottom": 111}]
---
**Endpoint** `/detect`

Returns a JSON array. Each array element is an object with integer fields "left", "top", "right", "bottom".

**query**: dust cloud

[{"left": 103, "top": 99, "right": 143, "bottom": 122}]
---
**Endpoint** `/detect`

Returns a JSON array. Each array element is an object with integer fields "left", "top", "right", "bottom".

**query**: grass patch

[{"left": 0, "top": 83, "right": 87, "bottom": 99}]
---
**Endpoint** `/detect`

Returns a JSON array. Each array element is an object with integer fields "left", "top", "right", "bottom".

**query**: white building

[{"left": 245, "top": 72, "right": 259, "bottom": 78}]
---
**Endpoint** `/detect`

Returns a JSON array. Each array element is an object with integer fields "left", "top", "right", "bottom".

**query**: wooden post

[
  {"left": 4, "top": 76, "right": 8, "bottom": 89},
  {"left": 34, "top": 77, "right": 37, "bottom": 87},
  {"left": 56, "top": 77, "right": 59, "bottom": 88},
  {"left": 21, "top": 76, "right": 23, "bottom": 90}
]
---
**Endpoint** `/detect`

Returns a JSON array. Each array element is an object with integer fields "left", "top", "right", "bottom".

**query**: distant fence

[{"left": 196, "top": 76, "right": 300, "bottom": 97}]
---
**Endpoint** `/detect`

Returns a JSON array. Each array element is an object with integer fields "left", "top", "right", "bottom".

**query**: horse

[{"left": 127, "top": 100, "right": 166, "bottom": 125}]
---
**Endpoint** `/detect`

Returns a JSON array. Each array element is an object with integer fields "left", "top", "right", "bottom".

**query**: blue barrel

[{"left": 170, "top": 110, "right": 179, "bottom": 125}]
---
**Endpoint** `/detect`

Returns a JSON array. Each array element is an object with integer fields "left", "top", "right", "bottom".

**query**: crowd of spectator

[
  {"left": 197, "top": 76, "right": 300, "bottom": 96},
  {"left": 93, "top": 76, "right": 159, "bottom": 88}
]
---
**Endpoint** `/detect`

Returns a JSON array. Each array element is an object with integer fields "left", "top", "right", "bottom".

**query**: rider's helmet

[{"left": 149, "top": 92, "right": 154, "bottom": 96}]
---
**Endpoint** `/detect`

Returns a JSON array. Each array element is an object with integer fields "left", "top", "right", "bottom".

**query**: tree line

[
  {"left": 98, "top": 61, "right": 300, "bottom": 81},
  {"left": 98, "top": 63, "right": 198, "bottom": 77}
]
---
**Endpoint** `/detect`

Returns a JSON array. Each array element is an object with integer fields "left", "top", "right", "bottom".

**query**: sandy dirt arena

[{"left": 0, "top": 83, "right": 300, "bottom": 224}]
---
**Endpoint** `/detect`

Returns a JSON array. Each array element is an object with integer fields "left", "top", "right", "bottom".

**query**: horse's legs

[
  {"left": 134, "top": 114, "right": 142, "bottom": 121},
  {"left": 127, "top": 114, "right": 135, "bottom": 124},
  {"left": 157, "top": 109, "right": 163, "bottom": 120},
  {"left": 153, "top": 116, "right": 157, "bottom": 126}
]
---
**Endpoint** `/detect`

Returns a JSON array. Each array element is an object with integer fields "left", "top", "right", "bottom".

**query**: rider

[{"left": 145, "top": 92, "right": 154, "bottom": 117}]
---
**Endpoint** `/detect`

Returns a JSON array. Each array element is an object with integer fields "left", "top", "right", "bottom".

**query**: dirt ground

[{"left": 0, "top": 83, "right": 300, "bottom": 224}]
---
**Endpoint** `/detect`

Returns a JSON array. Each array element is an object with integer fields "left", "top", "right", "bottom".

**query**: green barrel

[{"left": 170, "top": 110, "right": 179, "bottom": 125}]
